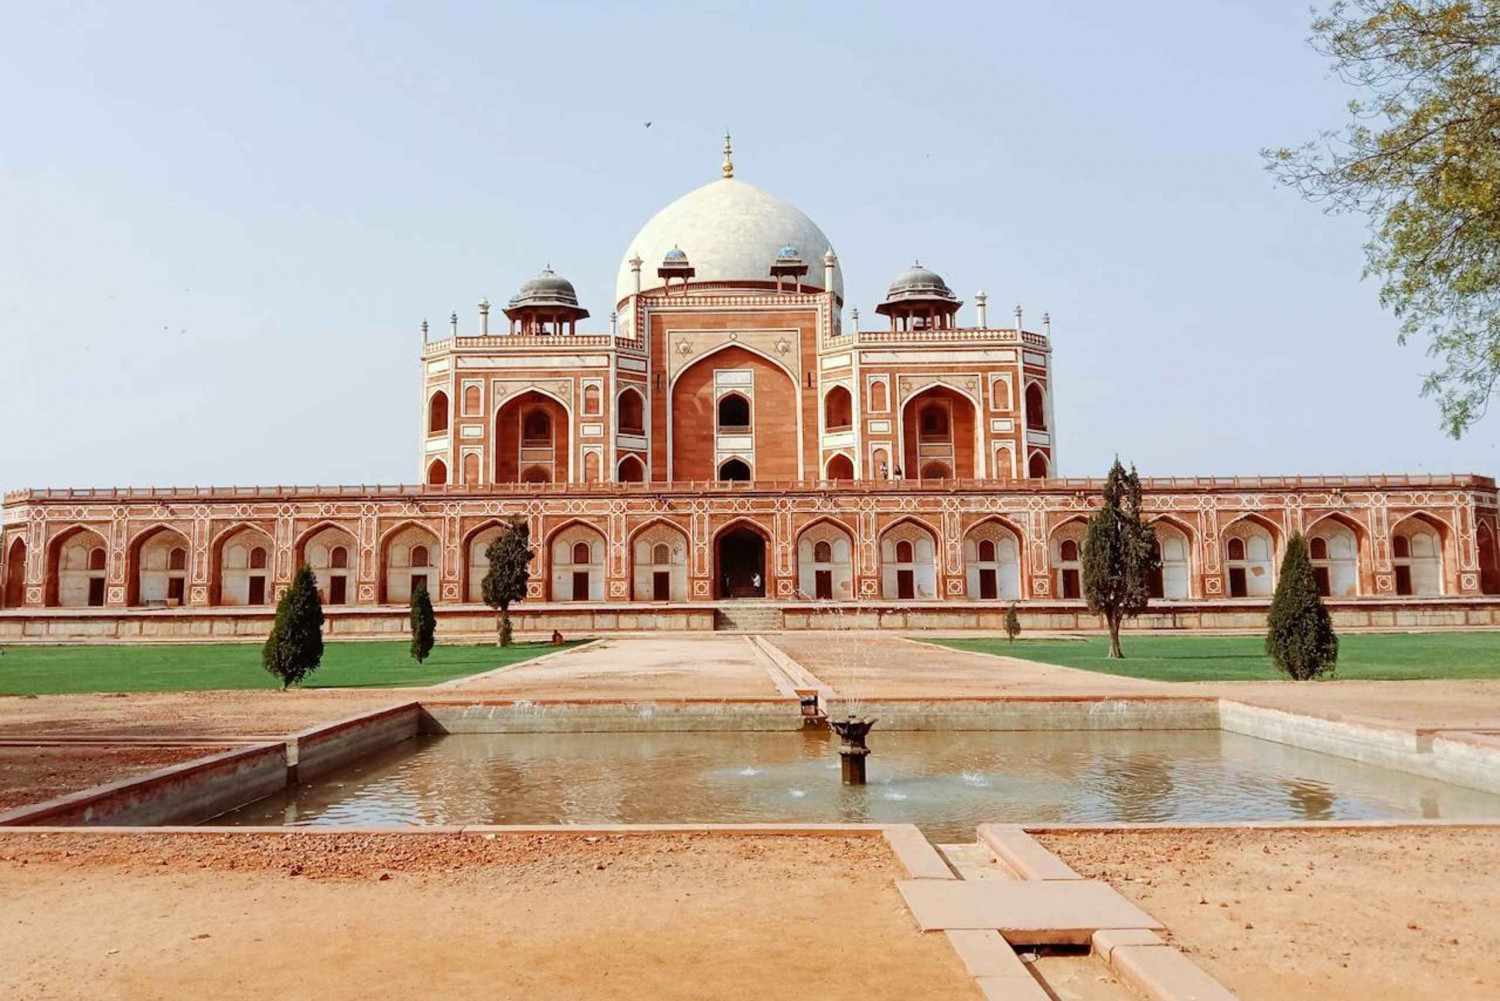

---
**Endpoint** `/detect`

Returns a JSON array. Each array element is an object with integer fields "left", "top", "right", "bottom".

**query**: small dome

[
  {"left": 887, "top": 262, "right": 953, "bottom": 298},
  {"left": 513, "top": 267, "right": 581, "bottom": 308},
  {"left": 663, "top": 247, "right": 689, "bottom": 263},
  {"left": 777, "top": 245, "right": 800, "bottom": 259},
  {"left": 876, "top": 260, "right": 962, "bottom": 317}
]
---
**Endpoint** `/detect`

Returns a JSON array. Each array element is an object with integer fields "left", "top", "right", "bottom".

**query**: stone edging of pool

[{"left": 6, "top": 694, "right": 1500, "bottom": 828}]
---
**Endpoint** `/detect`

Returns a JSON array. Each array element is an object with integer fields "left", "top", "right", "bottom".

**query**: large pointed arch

[
  {"left": 3, "top": 535, "right": 26, "bottom": 608},
  {"left": 126, "top": 524, "right": 192, "bottom": 607},
  {"left": 1389, "top": 511, "right": 1452, "bottom": 596},
  {"left": 461, "top": 517, "right": 516, "bottom": 603},
  {"left": 627, "top": 517, "right": 691, "bottom": 601},
  {"left": 1148, "top": 514, "right": 1198, "bottom": 600},
  {"left": 795, "top": 516, "right": 857, "bottom": 601},
  {"left": 1304, "top": 511, "right": 1370, "bottom": 598},
  {"left": 879, "top": 516, "right": 941, "bottom": 600},
  {"left": 712, "top": 516, "right": 775, "bottom": 599},
  {"left": 545, "top": 518, "right": 607, "bottom": 601},
  {"left": 45, "top": 524, "right": 109, "bottom": 607},
  {"left": 963, "top": 516, "right": 1024, "bottom": 600},
  {"left": 377, "top": 519, "right": 442, "bottom": 604},
  {"left": 208, "top": 520, "right": 277, "bottom": 606}
]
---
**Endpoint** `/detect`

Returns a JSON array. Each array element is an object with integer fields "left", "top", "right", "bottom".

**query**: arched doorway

[
  {"left": 618, "top": 455, "right": 645, "bottom": 483},
  {"left": 796, "top": 520, "right": 854, "bottom": 600},
  {"left": 1391, "top": 514, "right": 1445, "bottom": 596},
  {"left": 48, "top": 528, "right": 108, "bottom": 607},
  {"left": 3, "top": 537, "right": 26, "bottom": 607},
  {"left": 213, "top": 526, "right": 275, "bottom": 606},
  {"left": 300, "top": 524, "right": 357, "bottom": 605},
  {"left": 964, "top": 521, "right": 1022, "bottom": 600},
  {"left": 128, "top": 527, "right": 191, "bottom": 607},
  {"left": 549, "top": 524, "right": 605, "bottom": 601},
  {"left": 901, "top": 386, "right": 977, "bottom": 480},
  {"left": 631, "top": 521, "right": 689, "bottom": 601},
  {"left": 825, "top": 453, "right": 854, "bottom": 481},
  {"left": 716, "top": 524, "right": 768, "bottom": 599},
  {"left": 880, "top": 520, "right": 938, "bottom": 600},
  {"left": 1479, "top": 520, "right": 1500, "bottom": 595},
  {"left": 718, "top": 458, "right": 751, "bottom": 482},
  {"left": 495, "top": 390, "right": 570, "bottom": 484}
]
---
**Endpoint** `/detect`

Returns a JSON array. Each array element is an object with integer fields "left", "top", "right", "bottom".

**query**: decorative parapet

[
  {"left": 5, "top": 473, "right": 1493, "bottom": 507},
  {"left": 849, "top": 327, "right": 1051, "bottom": 350},
  {"left": 421, "top": 334, "right": 646, "bottom": 358}
]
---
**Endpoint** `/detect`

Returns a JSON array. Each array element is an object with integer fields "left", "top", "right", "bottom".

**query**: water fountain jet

[{"left": 828, "top": 714, "right": 877, "bottom": 785}]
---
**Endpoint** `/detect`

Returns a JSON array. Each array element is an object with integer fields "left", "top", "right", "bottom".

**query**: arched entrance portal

[{"left": 717, "top": 526, "right": 767, "bottom": 599}]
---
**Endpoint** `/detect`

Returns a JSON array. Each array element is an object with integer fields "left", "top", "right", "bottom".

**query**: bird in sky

[{"left": 644, "top": 121, "right": 652, "bottom": 128}]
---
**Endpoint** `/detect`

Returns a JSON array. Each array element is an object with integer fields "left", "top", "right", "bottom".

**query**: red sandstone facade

[{"left": 3, "top": 144, "right": 1498, "bottom": 630}]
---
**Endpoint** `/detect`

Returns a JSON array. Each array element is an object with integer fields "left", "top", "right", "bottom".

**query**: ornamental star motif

[
  {"left": 774, "top": 338, "right": 791, "bottom": 354},
  {"left": 677, "top": 339, "right": 694, "bottom": 356}
]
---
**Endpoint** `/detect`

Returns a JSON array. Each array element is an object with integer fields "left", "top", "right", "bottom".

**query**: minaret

[
  {"left": 479, "top": 298, "right": 490, "bottom": 336},
  {"left": 851, "top": 308, "right": 860, "bottom": 334},
  {"left": 450, "top": 311, "right": 458, "bottom": 338},
  {"left": 1014, "top": 304, "right": 1023, "bottom": 331},
  {"left": 421, "top": 319, "right": 428, "bottom": 344},
  {"left": 610, "top": 310, "right": 618, "bottom": 335},
  {"left": 721, "top": 131, "right": 734, "bottom": 179},
  {"left": 629, "top": 253, "right": 643, "bottom": 295},
  {"left": 823, "top": 249, "right": 837, "bottom": 294},
  {"left": 1043, "top": 312, "right": 1051, "bottom": 337},
  {"left": 975, "top": 291, "right": 988, "bottom": 328}
]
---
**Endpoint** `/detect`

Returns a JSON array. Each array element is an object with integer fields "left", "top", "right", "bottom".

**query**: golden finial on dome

[{"left": 721, "top": 130, "right": 734, "bottom": 179}]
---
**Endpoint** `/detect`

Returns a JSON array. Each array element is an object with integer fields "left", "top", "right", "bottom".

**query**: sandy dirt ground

[
  {"left": 0, "top": 689, "right": 402, "bottom": 738},
  {"left": 448, "top": 635, "right": 782, "bottom": 699},
  {"left": 0, "top": 831, "right": 971, "bottom": 1001},
  {"left": 0, "top": 745, "right": 218, "bottom": 811},
  {"left": 1200, "top": 679, "right": 1500, "bottom": 730},
  {"left": 768, "top": 634, "right": 1168, "bottom": 698},
  {"left": 1039, "top": 827, "right": 1500, "bottom": 1001}
]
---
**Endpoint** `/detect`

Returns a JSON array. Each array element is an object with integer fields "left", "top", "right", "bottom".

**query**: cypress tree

[
  {"left": 409, "top": 579, "right": 436, "bottom": 663},
  {"left": 482, "top": 517, "right": 533, "bottom": 647},
  {"left": 1004, "top": 602, "right": 1021, "bottom": 644},
  {"left": 1265, "top": 532, "right": 1339, "bottom": 680},
  {"left": 262, "top": 565, "right": 324, "bottom": 690},
  {"left": 1081, "top": 459, "right": 1159, "bottom": 659}
]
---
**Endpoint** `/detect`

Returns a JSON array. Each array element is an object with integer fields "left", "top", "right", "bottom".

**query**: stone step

[
  {"left": 712, "top": 606, "right": 785, "bottom": 631},
  {"left": 935, "top": 842, "right": 1016, "bottom": 881}
]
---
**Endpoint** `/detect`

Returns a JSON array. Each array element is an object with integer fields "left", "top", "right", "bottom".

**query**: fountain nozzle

[{"left": 828, "top": 714, "right": 877, "bottom": 785}]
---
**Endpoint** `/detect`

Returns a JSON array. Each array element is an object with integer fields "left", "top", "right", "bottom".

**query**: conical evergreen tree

[
  {"left": 1081, "top": 459, "right": 1159, "bottom": 658},
  {"left": 262, "top": 565, "right": 325, "bottom": 689},
  {"left": 482, "top": 518, "right": 533, "bottom": 647},
  {"left": 409, "top": 579, "right": 436, "bottom": 663},
  {"left": 1265, "top": 532, "right": 1339, "bottom": 680},
  {"left": 1004, "top": 602, "right": 1022, "bottom": 644}
]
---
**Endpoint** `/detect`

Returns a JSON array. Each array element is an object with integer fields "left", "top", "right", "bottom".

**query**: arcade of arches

[{"left": 5, "top": 497, "right": 1498, "bottom": 612}]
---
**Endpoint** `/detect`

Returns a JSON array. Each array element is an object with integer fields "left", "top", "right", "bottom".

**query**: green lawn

[
  {"left": 0, "top": 640, "right": 586, "bottom": 695},
  {"left": 924, "top": 633, "right": 1500, "bottom": 682}
]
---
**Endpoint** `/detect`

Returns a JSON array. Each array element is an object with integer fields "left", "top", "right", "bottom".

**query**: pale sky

[{"left": 2, "top": 0, "right": 1495, "bottom": 494}]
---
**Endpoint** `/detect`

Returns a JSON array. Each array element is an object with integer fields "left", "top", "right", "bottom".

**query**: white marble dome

[{"left": 616, "top": 178, "right": 841, "bottom": 306}]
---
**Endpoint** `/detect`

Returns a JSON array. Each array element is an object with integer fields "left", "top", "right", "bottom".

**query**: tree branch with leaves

[{"left": 1265, "top": 0, "right": 1500, "bottom": 436}]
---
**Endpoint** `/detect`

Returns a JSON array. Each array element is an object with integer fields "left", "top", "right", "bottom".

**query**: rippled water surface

[{"left": 216, "top": 730, "right": 1500, "bottom": 841}]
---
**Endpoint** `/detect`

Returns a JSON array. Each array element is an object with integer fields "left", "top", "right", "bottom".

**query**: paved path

[
  {"left": 445, "top": 635, "right": 784, "bottom": 699},
  {"left": 766, "top": 634, "right": 1169, "bottom": 699}
]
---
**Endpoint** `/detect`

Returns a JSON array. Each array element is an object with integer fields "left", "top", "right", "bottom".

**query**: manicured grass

[
  {"left": 0, "top": 640, "right": 585, "bottom": 695},
  {"left": 925, "top": 633, "right": 1500, "bottom": 682}
]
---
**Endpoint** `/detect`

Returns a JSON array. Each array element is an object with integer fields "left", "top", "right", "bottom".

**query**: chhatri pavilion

[{"left": 3, "top": 138, "right": 1497, "bottom": 638}]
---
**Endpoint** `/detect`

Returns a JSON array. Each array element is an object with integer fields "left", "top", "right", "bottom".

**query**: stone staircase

[{"left": 713, "top": 603, "right": 785, "bottom": 632}]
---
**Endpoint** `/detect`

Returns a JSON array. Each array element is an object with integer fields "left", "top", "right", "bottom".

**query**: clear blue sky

[{"left": 2, "top": 0, "right": 1494, "bottom": 492}]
